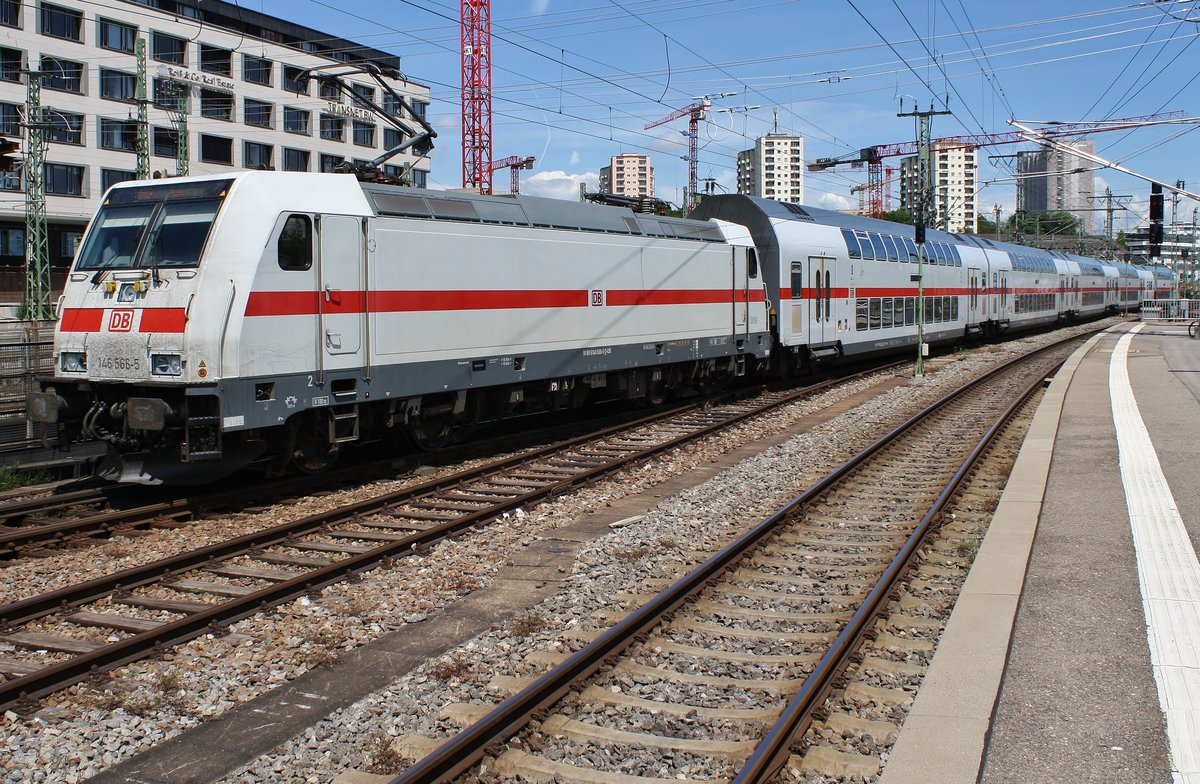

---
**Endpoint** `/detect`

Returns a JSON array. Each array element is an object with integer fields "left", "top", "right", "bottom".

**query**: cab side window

[{"left": 278, "top": 214, "right": 312, "bottom": 270}]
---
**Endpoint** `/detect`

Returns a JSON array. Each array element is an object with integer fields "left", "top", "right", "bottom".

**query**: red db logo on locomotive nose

[{"left": 108, "top": 309, "right": 135, "bottom": 332}]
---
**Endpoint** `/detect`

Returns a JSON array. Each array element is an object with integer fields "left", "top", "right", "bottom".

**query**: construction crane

[
  {"left": 461, "top": 0, "right": 492, "bottom": 194},
  {"left": 645, "top": 98, "right": 711, "bottom": 213},
  {"left": 809, "top": 110, "right": 1187, "bottom": 219},
  {"left": 490, "top": 155, "right": 535, "bottom": 194},
  {"left": 850, "top": 165, "right": 896, "bottom": 216}
]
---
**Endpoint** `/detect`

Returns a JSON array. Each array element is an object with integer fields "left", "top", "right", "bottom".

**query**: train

[{"left": 27, "top": 172, "right": 1174, "bottom": 484}]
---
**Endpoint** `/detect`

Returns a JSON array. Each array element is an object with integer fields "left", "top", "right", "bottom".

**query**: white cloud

[
  {"left": 522, "top": 170, "right": 599, "bottom": 200},
  {"left": 530, "top": 0, "right": 550, "bottom": 15},
  {"left": 817, "top": 192, "right": 852, "bottom": 211},
  {"left": 569, "top": 150, "right": 580, "bottom": 165}
]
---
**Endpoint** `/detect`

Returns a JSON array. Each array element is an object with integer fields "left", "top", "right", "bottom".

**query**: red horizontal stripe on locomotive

[
  {"left": 605, "top": 289, "right": 765, "bottom": 306},
  {"left": 59, "top": 308, "right": 105, "bottom": 332},
  {"left": 244, "top": 289, "right": 760, "bottom": 316},
  {"left": 58, "top": 307, "right": 187, "bottom": 333}
]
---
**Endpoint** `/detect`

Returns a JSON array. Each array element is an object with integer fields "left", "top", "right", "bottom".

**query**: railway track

[
  {"left": 0, "top": 365, "right": 897, "bottom": 712},
  {"left": 0, "top": 364, "right": 888, "bottom": 557},
  {"left": 384, "top": 335, "right": 1078, "bottom": 784}
]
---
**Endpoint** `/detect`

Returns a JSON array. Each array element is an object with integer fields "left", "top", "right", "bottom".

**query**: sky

[{"left": 254, "top": 0, "right": 1200, "bottom": 233}]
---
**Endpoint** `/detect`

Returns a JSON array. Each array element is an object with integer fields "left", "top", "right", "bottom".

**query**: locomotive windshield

[{"left": 74, "top": 179, "right": 233, "bottom": 271}]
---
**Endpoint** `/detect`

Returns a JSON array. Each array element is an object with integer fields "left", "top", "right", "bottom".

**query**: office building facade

[
  {"left": 898, "top": 142, "right": 977, "bottom": 234},
  {"left": 0, "top": 0, "right": 431, "bottom": 296}
]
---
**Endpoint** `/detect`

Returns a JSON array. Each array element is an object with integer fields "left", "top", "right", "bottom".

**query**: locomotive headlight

[
  {"left": 60, "top": 352, "right": 87, "bottom": 372},
  {"left": 150, "top": 353, "right": 183, "bottom": 376}
]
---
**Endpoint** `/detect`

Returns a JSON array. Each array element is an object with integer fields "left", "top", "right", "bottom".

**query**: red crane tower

[
  {"left": 461, "top": 0, "right": 492, "bottom": 194},
  {"left": 490, "top": 155, "right": 535, "bottom": 194},
  {"left": 645, "top": 99, "right": 711, "bottom": 212}
]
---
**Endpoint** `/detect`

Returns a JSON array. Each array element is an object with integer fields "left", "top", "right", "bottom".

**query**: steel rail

[
  {"left": 731, "top": 355, "right": 1058, "bottom": 783},
  {"left": 0, "top": 366, "right": 894, "bottom": 712},
  {"left": 386, "top": 334, "right": 1084, "bottom": 784}
]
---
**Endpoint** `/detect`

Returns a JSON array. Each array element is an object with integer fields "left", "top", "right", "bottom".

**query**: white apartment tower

[
  {"left": 898, "top": 142, "right": 977, "bottom": 233},
  {"left": 737, "top": 134, "right": 804, "bottom": 204},
  {"left": 0, "top": 0, "right": 432, "bottom": 295},
  {"left": 598, "top": 153, "right": 653, "bottom": 198}
]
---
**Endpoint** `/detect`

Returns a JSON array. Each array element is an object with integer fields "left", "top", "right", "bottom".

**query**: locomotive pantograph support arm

[{"left": 298, "top": 63, "right": 437, "bottom": 180}]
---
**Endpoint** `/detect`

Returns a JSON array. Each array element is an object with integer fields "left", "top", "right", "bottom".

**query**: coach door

[
  {"left": 318, "top": 215, "right": 366, "bottom": 372},
  {"left": 810, "top": 256, "right": 834, "bottom": 344},
  {"left": 967, "top": 267, "right": 982, "bottom": 322}
]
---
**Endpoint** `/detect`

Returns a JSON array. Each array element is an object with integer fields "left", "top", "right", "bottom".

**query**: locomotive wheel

[
  {"left": 291, "top": 413, "right": 341, "bottom": 474},
  {"left": 408, "top": 413, "right": 454, "bottom": 450}
]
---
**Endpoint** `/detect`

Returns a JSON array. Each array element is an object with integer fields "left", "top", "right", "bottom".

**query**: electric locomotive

[{"left": 30, "top": 172, "right": 772, "bottom": 483}]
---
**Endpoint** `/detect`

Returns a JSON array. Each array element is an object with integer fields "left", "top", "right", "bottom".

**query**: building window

[
  {"left": 242, "top": 54, "right": 271, "bottom": 85},
  {"left": 382, "top": 93, "right": 403, "bottom": 116},
  {"left": 98, "top": 18, "right": 136, "bottom": 52},
  {"left": 45, "top": 162, "right": 84, "bottom": 195},
  {"left": 383, "top": 127, "right": 404, "bottom": 150},
  {"left": 0, "top": 102, "right": 19, "bottom": 135},
  {"left": 0, "top": 47, "right": 21, "bottom": 82},
  {"left": 99, "top": 68, "right": 137, "bottom": 102},
  {"left": 319, "top": 114, "right": 343, "bottom": 141},
  {"left": 199, "top": 44, "right": 231, "bottom": 75},
  {"left": 351, "top": 83, "right": 376, "bottom": 104},
  {"left": 42, "top": 55, "right": 83, "bottom": 92},
  {"left": 99, "top": 118, "right": 137, "bottom": 151},
  {"left": 282, "top": 65, "right": 308, "bottom": 94},
  {"left": 411, "top": 169, "right": 427, "bottom": 188},
  {"left": 46, "top": 111, "right": 82, "bottom": 144},
  {"left": 352, "top": 121, "right": 375, "bottom": 147},
  {"left": 152, "top": 126, "right": 177, "bottom": 158},
  {"left": 411, "top": 100, "right": 429, "bottom": 121},
  {"left": 0, "top": 227, "right": 24, "bottom": 254},
  {"left": 101, "top": 168, "right": 136, "bottom": 191},
  {"left": 0, "top": 168, "right": 19, "bottom": 191},
  {"left": 244, "top": 140, "right": 272, "bottom": 169},
  {"left": 199, "top": 134, "right": 232, "bottom": 165},
  {"left": 40, "top": 3, "right": 82, "bottom": 41},
  {"left": 199, "top": 89, "right": 232, "bottom": 121},
  {"left": 319, "top": 81, "right": 339, "bottom": 102},
  {"left": 0, "top": 0, "right": 19, "bottom": 28},
  {"left": 282, "top": 148, "right": 309, "bottom": 172},
  {"left": 244, "top": 98, "right": 272, "bottom": 128},
  {"left": 319, "top": 153, "right": 343, "bottom": 173},
  {"left": 283, "top": 107, "right": 309, "bottom": 135},
  {"left": 152, "top": 31, "right": 186, "bottom": 64}
]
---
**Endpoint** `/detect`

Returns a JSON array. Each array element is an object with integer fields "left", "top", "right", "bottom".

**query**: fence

[
  {"left": 1139, "top": 299, "right": 1200, "bottom": 322},
  {"left": 0, "top": 320, "right": 54, "bottom": 448}
]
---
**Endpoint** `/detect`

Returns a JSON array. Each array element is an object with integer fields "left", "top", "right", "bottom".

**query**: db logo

[{"left": 108, "top": 309, "right": 135, "bottom": 332}]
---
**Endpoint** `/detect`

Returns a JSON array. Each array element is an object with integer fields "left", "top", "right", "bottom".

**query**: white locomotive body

[{"left": 32, "top": 172, "right": 771, "bottom": 482}]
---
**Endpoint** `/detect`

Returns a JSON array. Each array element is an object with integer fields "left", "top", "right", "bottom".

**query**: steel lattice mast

[
  {"left": 22, "top": 68, "right": 50, "bottom": 321},
  {"left": 461, "top": 0, "right": 492, "bottom": 194}
]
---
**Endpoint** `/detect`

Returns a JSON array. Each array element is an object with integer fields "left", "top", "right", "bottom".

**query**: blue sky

[{"left": 258, "top": 0, "right": 1200, "bottom": 232}]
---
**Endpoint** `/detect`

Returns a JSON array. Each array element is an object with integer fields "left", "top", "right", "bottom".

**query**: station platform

[{"left": 882, "top": 321, "right": 1200, "bottom": 784}]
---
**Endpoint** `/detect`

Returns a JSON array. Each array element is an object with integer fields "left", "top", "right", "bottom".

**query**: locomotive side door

[
  {"left": 731, "top": 246, "right": 749, "bottom": 341},
  {"left": 810, "top": 256, "right": 834, "bottom": 344},
  {"left": 789, "top": 261, "right": 804, "bottom": 339},
  {"left": 319, "top": 215, "right": 365, "bottom": 370}
]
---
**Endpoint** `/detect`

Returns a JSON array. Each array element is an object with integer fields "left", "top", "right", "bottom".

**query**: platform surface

[{"left": 882, "top": 321, "right": 1200, "bottom": 784}]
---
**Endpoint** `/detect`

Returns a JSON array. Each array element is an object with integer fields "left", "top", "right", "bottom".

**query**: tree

[
  {"left": 881, "top": 208, "right": 913, "bottom": 224},
  {"left": 976, "top": 214, "right": 998, "bottom": 236},
  {"left": 1006, "top": 210, "right": 1082, "bottom": 238}
]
